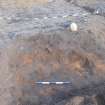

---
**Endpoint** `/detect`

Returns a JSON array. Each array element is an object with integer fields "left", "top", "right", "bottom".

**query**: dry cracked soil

[{"left": 1, "top": 0, "right": 105, "bottom": 105}]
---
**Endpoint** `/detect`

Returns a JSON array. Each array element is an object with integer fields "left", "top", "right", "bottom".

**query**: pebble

[
  {"left": 70, "top": 22, "right": 78, "bottom": 32},
  {"left": 63, "top": 15, "right": 68, "bottom": 18},
  {"left": 63, "top": 21, "right": 70, "bottom": 28},
  {"left": 0, "top": 17, "right": 3, "bottom": 20},
  {"left": 52, "top": 16, "right": 57, "bottom": 19},
  {"left": 44, "top": 16, "right": 48, "bottom": 19}
]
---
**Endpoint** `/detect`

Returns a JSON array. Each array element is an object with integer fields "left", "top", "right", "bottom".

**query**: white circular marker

[{"left": 70, "top": 22, "right": 78, "bottom": 32}]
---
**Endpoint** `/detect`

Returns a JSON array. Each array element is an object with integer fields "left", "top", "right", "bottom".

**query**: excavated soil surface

[{"left": 1, "top": 0, "right": 105, "bottom": 105}]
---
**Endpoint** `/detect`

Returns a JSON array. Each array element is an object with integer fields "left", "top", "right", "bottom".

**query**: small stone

[
  {"left": 8, "top": 32, "right": 16, "bottom": 39},
  {"left": 63, "top": 21, "right": 70, "bottom": 28},
  {"left": 70, "top": 22, "right": 78, "bottom": 32},
  {"left": 0, "top": 17, "right": 3, "bottom": 20}
]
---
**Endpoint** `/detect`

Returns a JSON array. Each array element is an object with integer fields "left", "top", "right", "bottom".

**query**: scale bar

[{"left": 35, "top": 82, "right": 71, "bottom": 85}]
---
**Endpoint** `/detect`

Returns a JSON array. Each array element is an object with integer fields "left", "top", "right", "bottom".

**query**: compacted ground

[{"left": 1, "top": 0, "right": 105, "bottom": 105}]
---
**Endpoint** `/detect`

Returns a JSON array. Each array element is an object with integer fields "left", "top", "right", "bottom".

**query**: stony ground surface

[{"left": 1, "top": 0, "right": 105, "bottom": 105}]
